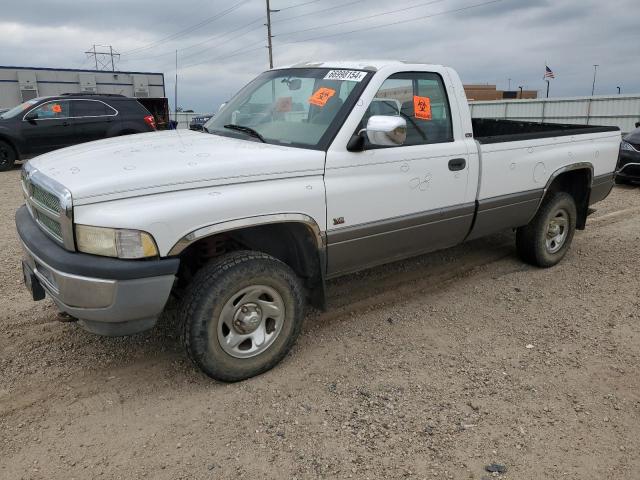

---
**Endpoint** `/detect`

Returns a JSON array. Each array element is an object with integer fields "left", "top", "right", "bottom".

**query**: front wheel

[
  {"left": 0, "top": 140, "right": 17, "bottom": 172},
  {"left": 516, "top": 192, "right": 577, "bottom": 268},
  {"left": 181, "top": 251, "right": 305, "bottom": 382}
]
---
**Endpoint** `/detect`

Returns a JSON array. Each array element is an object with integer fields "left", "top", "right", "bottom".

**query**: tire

[
  {"left": 516, "top": 192, "right": 577, "bottom": 268},
  {"left": 0, "top": 140, "right": 17, "bottom": 172},
  {"left": 181, "top": 251, "right": 305, "bottom": 382}
]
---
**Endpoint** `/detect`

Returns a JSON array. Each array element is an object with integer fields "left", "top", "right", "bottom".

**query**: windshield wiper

[{"left": 223, "top": 124, "right": 266, "bottom": 143}]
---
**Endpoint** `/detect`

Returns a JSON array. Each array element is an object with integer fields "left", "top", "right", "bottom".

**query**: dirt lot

[{"left": 1, "top": 166, "right": 639, "bottom": 480}]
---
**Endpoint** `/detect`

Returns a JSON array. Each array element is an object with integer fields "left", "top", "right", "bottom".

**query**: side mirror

[
  {"left": 24, "top": 111, "right": 38, "bottom": 122},
  {"left": 362, "top": 115, "right": 407, "bottom": 146}
]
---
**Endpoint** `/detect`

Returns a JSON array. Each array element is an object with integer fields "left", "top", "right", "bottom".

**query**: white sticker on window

[{"left": 323, "top": 70, "right": 367, "bottom": 82}]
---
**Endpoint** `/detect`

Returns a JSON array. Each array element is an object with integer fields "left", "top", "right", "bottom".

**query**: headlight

[
  {"left": 75, "top": 225, "right": 159, "bottom": 259},
  {"left": 621, "top": 141, "right": 636, "bottom": 152}
]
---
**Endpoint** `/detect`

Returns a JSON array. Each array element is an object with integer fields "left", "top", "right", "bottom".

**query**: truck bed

[{"left": 472, "top": 118, "right": 619, "bottom": 144}]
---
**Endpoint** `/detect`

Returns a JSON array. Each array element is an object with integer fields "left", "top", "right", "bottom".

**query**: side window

[
  {"left": 71, "top": 100, "right": 115, "bottom": 117},
  {"left": 29, "top": 101, "right": 71, "bottom": 120},
  {"left": 363, "top": 72, "right": 453, "bottom": 147}
]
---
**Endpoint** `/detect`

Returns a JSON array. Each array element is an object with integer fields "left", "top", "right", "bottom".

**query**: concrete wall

[
  {"left": 0, "top": 66, "right": 165, "bottom": 109},
  {"left": 469, "top": 94, "right": 640, "bottom": 133}
]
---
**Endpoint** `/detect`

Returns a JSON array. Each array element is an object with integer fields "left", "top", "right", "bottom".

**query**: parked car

[
  {"left": 0, "top": 93, "right": 156, "bottom": 171},
  {"left": 16, "top": 61, "right": 621, "bottom": 382},
  {"left": 189, "top": 113, "right": 213, "bottom": 131},
  {"left": 0, "top": 108, "right": 8, "bottom": 115},
  {"left": 616, "top": 126, "right": 640, "bottom": 184}
]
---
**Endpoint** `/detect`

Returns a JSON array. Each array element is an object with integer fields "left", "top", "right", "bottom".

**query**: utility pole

[
  {"left": 265, "top": 0, "right": 279, "bottom": 69},
  {"left": 84, "top": 44, "right": 120, "bottom": 71},
  {"left": 591, "top": 64, "right": 599, "bottom": 96},
  {"left": 518, "top": 86, "right": 523, "bottom": 99},
  {"left": 175, "top": 50, "right": 178, "bottom": 124}
]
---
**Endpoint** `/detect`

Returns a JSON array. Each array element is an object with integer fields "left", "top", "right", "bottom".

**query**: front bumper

[
  {"left": 16, "top": 205, "right": 180, "bottom": 336},
  {"left": 617, "top": 150, "right": 640, "bottom": 181}
]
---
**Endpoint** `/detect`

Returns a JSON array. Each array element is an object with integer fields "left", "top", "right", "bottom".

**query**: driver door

[{"left": 324, "top": 71, "right": 474, "bottom": 276}]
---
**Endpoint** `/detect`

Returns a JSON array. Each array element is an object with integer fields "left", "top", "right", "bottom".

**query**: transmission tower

[{"left": 84, "top": 45, "right": 121, "bottom": 71}]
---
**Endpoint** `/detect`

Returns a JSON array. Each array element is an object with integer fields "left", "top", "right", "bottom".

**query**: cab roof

[{"left": 276, "top": 60, "right": 444, "bottom": 72}]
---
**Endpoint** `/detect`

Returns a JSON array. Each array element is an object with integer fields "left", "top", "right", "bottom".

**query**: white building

[{"left": 0, "top": 66, "right": 165, "bottom": 109}]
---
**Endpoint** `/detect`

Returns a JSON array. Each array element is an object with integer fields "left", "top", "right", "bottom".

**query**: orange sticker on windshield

[
  {"left": 308, "top": 87, "right": 336, "bottom": 107},
  {"left": 413, "top": 96, "right": 432, "bottom": 120},
  {"left": 51, "top": 104, "right": 62, "bottom": 114}
]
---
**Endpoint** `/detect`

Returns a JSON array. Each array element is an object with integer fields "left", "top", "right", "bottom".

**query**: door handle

[{"left": 448, "top": 158, "right": 466, "bottom": 171}]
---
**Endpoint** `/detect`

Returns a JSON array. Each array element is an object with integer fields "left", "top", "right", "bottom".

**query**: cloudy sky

[{"left": 1, "top": 0, "right": 638, "bottom": 112}]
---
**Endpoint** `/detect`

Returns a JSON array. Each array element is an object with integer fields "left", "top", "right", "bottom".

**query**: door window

[
  {"left": 28, "top": 101, "right": 71, "bottom": 120},
  {"left": 362, "top": 72, "right": 453, "bottom": 147},
  {"left": 71, "top": 100, "right": 116, "bottom": 117}
]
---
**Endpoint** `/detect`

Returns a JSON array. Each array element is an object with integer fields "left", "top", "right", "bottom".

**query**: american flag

[{"left": 544, "top": 65, "right": 556, "bottom": 79}]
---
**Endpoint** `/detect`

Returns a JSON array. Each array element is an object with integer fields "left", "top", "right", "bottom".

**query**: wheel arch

[
  {"left": 0, "top": 134, "right": 20, "bottom": 159},
  {"left": 170, "top": 214, "right": 327, "bottom": 310},
  {"left": 538, "top": 162, "right": 593, "bottom": 230}
]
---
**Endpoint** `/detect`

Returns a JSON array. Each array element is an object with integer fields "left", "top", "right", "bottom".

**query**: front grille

[
  {"left": 21, "top": 164, "right": 73, "bottom": 249},
  {"left": 32, "top": 208, "right": 63, "bottom": 240},
  {"left": 31, "top": 183, "right": 61, "bottom": 214}
]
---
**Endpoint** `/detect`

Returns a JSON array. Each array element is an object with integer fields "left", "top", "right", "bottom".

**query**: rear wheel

[
  {"left": 516, "top": 192, "right": 577, "bottom": 268},
  {"left": 0, "top": 140, "right": 17, "bottom": 172},
  {"left": 181, "top": 251, "right": 305, "bottom": 382}
]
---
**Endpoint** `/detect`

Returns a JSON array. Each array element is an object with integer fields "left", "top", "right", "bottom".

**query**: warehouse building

[
  {"left": 0, "top": 66, "right": 165, "bottom": 109},
  {"left": 464, "top": 84, "right": 538, "bottom": 101}
]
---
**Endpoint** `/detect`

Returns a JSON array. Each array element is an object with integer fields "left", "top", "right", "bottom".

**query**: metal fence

[
  {"left": 173, "top": 112, "right": 204, "bottom": 129},
  {"left": 469, "top": 95, "right": 640, "bottom": 133}
]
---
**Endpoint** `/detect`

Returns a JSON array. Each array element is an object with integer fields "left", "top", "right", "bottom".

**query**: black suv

[{"left": 0, "top": 93, "right": 156, "bottom": 171}]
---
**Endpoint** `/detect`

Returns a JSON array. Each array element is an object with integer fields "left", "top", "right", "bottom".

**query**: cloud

[{"left": 1, "top": 0, "right": 638, "bottom": 110}]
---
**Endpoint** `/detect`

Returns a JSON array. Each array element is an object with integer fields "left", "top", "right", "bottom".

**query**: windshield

[
  {"left": 0, "top": 98, "right": 43, "bottom": 119},
  {"left": 204, "top": 68, "right": 370, "bottom": 149}
]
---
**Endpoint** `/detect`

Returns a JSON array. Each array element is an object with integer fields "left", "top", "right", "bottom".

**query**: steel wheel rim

[
  {"left": 545, "top": 208, "right": 569, "bottom": 254},
  {"left": 216, "top": 284, "right": 285, "bottom": 359}
]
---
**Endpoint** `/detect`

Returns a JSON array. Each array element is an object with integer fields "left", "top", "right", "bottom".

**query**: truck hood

[{"left": 28, "top": 130, "right": 325, "bottom": 205}]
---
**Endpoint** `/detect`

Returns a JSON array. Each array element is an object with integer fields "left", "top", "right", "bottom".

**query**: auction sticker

[
  {"left": 413, "top": 96, "right": 432, "bottom": 120},
  {"left": 309, "top": 87, "right": 336, "bottom": 107},
  {"left": 323, "top": 70, "right": 367, "bottom": 82}
]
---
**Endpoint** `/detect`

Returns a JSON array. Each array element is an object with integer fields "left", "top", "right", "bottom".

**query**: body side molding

[{"left": 168, "top": 213, "right": 325, "bottom": 256}]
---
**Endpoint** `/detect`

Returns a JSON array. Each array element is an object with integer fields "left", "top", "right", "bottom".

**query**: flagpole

[{"left": 546, "top": 80, "right": 550, "bottom": 98}]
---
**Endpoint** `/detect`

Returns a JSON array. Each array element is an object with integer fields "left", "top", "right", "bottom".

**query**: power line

[
  {"left": 277, "top": 0, "right": 324, "bottom": 11},
  {"left": 275, "top": 0, "right": 448, "bottom": 39},
  {"left": 121, "top": 17, "right": 264, "bottom": 64},
  {"left": 275, "top": 0, "right": 504, "bottom": 45},
  {"left": 180, "top": 43, "right": 267, "bottom": 71},
  {"left": 124, "top": 0, "right": 503, "bottom": 75},
  {"left": 272, "top": 0, "right": 367, "bottom": 24},
  {"left": 121, "top": 0, "right": 249, "bottom": 55}
]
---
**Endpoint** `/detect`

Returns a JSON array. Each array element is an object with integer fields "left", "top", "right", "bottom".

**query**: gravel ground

[{"left": 1, "top": 166, "right": 639, "bottom": 480}]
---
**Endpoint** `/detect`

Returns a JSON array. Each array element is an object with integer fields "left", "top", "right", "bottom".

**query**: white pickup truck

[{"left": 17, "top": 61, "right": 620, "bottom": 381}]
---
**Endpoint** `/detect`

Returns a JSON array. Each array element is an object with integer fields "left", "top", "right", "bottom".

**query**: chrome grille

[
  {"left": 21, "top": 163, "right": 74, "bottom": 250},
  {"left": 32, "top": 209, "right": 63, "bottom": 240},
  {"left": 31, "top": 183, "right": 61, "bottom": 214}
]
